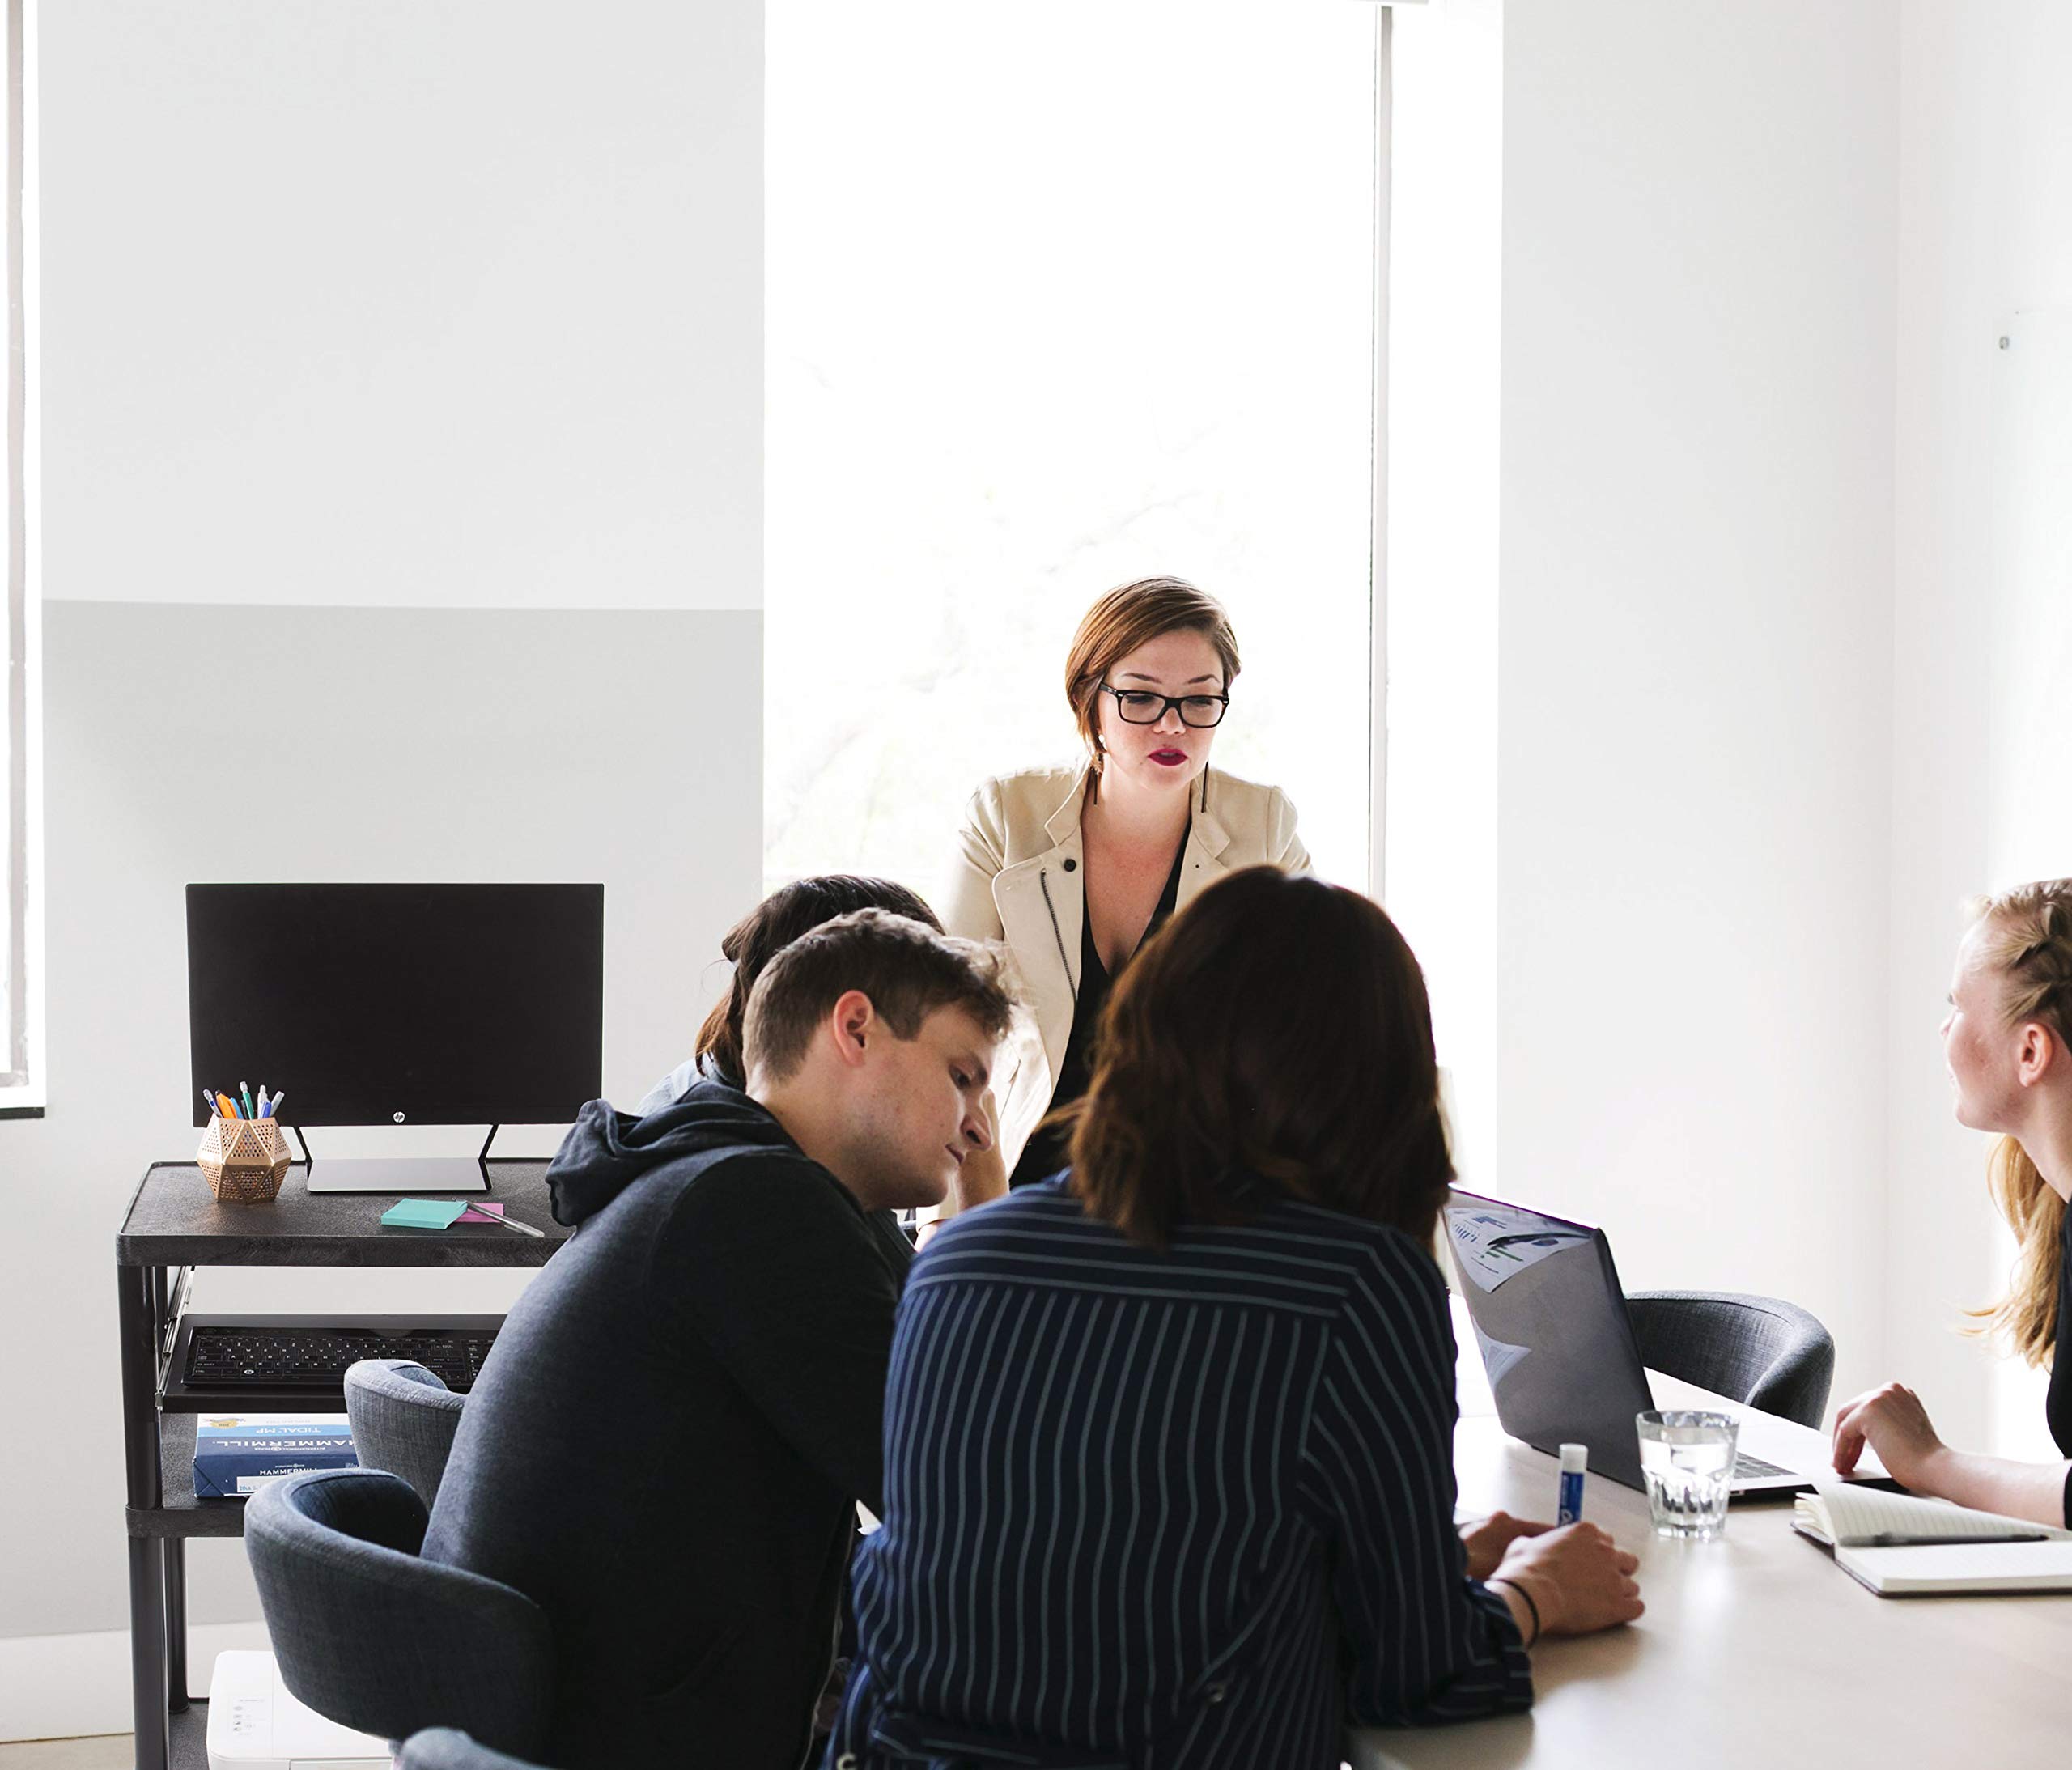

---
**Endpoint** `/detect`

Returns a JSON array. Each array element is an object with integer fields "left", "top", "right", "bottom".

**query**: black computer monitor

[{"left": 187, "top": 883, "right": 604, "bottom": 1131}]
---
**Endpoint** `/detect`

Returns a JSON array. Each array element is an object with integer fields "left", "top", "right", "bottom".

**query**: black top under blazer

[{"left": 826, "top": 1175, "right": 1532, "bottom": 1770}]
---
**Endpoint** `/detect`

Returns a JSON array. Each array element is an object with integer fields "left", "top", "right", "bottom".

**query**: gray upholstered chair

[
  {"left": 1625, "top": 1290, "right": 1836, "bottom": 1428},
  {"left": 244, "top": 1467, "right": 553, "bottom": 1756},
  {"left": 401, "top": 1730, "right": 556, "bottom": 1770},
  {"left": 344, "top": 1358, "right": 466, "bottom": 1506}
]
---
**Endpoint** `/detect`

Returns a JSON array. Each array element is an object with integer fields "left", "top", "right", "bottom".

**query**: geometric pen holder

[{"left": 197, "top": 1115, "right": 292, "bottom": 1203}]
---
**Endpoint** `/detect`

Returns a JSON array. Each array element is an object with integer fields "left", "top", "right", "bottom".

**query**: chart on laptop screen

[{"left": 1446, "top": 1202, "right": 1594, "bottom": 1292}]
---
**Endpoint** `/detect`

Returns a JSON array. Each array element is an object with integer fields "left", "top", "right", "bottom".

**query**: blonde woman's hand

[{"left": 1832, "top": 1382, "right": 1947, "bottom": 1488}]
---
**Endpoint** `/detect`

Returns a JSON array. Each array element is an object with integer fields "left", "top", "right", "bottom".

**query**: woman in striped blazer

[{"left": 826, "top": 868, "right": 1642, "bottom": 1769}]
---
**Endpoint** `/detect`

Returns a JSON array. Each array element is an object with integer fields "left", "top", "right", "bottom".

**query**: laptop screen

[{"left": 1444, "top": 1188, "right": 1654, "bottom": 1488}]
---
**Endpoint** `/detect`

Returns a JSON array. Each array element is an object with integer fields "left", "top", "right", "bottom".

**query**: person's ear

[
  {"left": 2015, "top": 1021, "right": 2058, "bottom": 1088},
  {"left": 826, "top": 990, "right": 877, "bottom": 1071}
]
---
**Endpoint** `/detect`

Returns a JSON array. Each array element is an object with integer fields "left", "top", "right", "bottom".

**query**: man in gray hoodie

[{"left": 423, "top": 910, "right": 1015, "bottom": 1770}]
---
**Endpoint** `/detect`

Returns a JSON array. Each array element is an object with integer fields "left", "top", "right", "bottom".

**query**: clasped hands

[{"left": 1460, "top": 1509, "right": 1645, "bottom": 1637}]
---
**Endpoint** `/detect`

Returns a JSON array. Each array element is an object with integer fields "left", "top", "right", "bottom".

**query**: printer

[{"left": 206, "top": 1651, "right": 388, "bottom": 1770}]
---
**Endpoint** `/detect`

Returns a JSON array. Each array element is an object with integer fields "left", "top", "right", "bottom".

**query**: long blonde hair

[{"left": 1964, "top": 878, "right": 2072, "bottom": 1368}]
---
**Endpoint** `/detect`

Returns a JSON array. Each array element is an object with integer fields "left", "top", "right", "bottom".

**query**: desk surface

[
  {"left": 118, "top": 1159, "right": 571, "bottom": 1267},
  {"left": 1348, "top": 1321, "right": 2072, "bottom": 1768}
]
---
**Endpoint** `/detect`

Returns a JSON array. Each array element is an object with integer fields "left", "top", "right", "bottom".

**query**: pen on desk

[
  {"left": 239, "top": 1082, "right": 255, "bottom": 1119},
  {"left": 1558, "top": 1442, "right": 1587, "bottom": 1526},
  {"left": 474, "top": 1212, "right": 546, "bottom": 1238},
  {"left": 202, "top": 1087, "right": 219, "bottom": 1119},
  {"left": 255, "top": 1084, "right": 270, "bottom": 1118},
  {"left": 264, "top": 1090, "right": 284, "bottom": 1118},
  {"left": 1867, "top": 1531, "right": 2050, "bottom": 1547}
]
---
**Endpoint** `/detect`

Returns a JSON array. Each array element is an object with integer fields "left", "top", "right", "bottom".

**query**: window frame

[
  {"left": 1368, "top": 4, "right": 1394, "bottom": 903},
  {"left": 2, "top": 0, "right": 40, "bottom": 1118}
]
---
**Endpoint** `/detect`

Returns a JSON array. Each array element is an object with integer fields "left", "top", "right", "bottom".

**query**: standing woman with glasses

[{"left": 942, "top": 576, "right": 1309, "bottom": 1187}]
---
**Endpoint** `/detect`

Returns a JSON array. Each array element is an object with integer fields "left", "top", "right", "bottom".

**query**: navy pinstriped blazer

[{"left": 826, "top": 1176, "right": 1531, "bottom": 1770}]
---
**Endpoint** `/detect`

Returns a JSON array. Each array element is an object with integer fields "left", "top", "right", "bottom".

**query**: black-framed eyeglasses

[{"left": 1098, "top": 683, "right": 1229, "bottom": 728}]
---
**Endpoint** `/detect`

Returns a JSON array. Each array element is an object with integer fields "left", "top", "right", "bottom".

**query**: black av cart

[{"left": 116, "top": 1161, "right": 570, "bottom": 1770}]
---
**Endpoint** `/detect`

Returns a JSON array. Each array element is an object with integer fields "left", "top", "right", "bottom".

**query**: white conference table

[{"left": 1346, "top": 1304, "right": 2072, "bottom": 1768}]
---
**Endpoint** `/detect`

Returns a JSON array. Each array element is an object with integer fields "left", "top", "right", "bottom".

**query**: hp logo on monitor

[{"left": 393, "top": 1112, "right": 405, "bottom": 1123}]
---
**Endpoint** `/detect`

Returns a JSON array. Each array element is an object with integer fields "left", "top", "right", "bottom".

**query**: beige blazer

[{"left": 940, "top": 763, "right": 1310, "bottom": 1172}]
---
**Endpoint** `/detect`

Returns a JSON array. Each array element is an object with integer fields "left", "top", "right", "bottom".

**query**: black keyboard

[{"left": 183, "top": 1324, "right": 499, "bottom": 1394}]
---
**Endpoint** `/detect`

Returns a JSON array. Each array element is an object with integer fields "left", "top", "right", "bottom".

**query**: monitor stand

[
  {"left": 303, "top": 1157, "right": 492, "bottom": 1196},
  {"left": 289, "top": 1124, "right": 504, "bottom": 1195}
]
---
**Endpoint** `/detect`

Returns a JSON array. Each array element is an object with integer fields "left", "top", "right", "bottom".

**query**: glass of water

[{"left": 1636, "top": 1410, "right": 1739, "bottom": 1539}]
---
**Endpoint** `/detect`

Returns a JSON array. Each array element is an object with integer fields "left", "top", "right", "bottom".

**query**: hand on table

[
  {"left": 1492, "top": 1522, "right": 1643, "bottom": 1638},
  {"left": 1831, "top": 1381, "right": 1947, "bottom": 1488},
  {"left": 1459, "top": 1509, "right": 1552, "bottom": 1581}
]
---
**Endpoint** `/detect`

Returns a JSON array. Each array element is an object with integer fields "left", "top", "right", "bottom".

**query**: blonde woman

[
  {"left": 1832, "top": 877, "right": 2072, "bottom": 1524},
  {"left": 942, "top": 578, "right": 1309, "bottom": 1187}
]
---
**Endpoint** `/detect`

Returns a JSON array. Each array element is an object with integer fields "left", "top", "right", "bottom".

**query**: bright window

[{"left": 766, "top": 1, "right": 1380, "bottom": 898}]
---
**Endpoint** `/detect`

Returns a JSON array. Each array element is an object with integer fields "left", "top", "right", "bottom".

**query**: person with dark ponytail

[
  {"left": 638, "top": 874, "right": 1011, "bottom": 1221},
  {"left": 641, "top": 876, "right": 943, "bottom": 1101},
  {"left": 1832, "top": 877, "right": 2072, "bottom": 1525}
]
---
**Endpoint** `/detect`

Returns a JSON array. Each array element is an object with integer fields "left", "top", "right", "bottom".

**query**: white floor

[
  {"left": 0, "top": 1624, "right": 272, "bottom": 1745},
  {"left": 0, "top": 1740, "right": 132, "bottom": 1770}
]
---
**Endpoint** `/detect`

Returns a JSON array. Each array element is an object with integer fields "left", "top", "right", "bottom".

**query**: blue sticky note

[{"left": 380, "top": 1198, "right": 469, "bottom": 1230}]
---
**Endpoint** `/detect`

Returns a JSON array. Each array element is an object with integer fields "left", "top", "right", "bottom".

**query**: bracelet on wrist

[{"left": 1487, "top": 1575, "right": 1542, "bottom": 1647}]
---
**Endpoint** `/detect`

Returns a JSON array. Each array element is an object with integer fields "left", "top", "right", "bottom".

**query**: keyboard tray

[{"left": 162, "top": 1312, "right": 507, "bottom": 1412}]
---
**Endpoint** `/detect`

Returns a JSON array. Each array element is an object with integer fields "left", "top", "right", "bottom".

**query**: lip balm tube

[{"left": 1558, "top": 1442, "right": 1587, "bottom": 1525}]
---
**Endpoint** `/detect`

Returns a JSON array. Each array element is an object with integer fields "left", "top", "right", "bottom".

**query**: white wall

[
  {"left": 1, "top": 602, "right": 758, "bottom": 1708},
  {"left": 43, "top": 1, "right": 760, "bottom": 611},
  {"left": 1891, "top": 0, "right": 2072, "bottom": 1456},
  {"left": 1490, "top": 2, "right": 1900, "bottom": 1400},
  {"left": 1, "top": 0, "right": 762, "bottom": 1735},
  {"left": 1395, "top": 0, "right": 2071, "bottom": 1467}
]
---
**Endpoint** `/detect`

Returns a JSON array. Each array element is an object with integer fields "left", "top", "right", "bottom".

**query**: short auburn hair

[
  {"left": 1059, "top": 868, "right": 1453, "bottom": 1250},
  {"left": 1064, "top": 577, "right": 1241, "bottom": 776},
  {"left": 742, "top": 908, "right": 1017, "bottom": 1084},
  {"left": 696, "top": 876, "right": 942, "bottom": 1084}
]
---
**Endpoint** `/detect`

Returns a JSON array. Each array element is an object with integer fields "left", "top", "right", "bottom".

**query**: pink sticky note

[{"left": 456, "top": 1202, "right": 507, "bottom": 1224}]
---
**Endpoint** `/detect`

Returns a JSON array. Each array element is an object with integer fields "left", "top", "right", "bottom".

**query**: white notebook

[{"left": 1794, "top": 1483, "right": 2072, "bottom": 1595}]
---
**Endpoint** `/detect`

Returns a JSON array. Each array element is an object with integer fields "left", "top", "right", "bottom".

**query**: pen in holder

[{"left": 197, "top": 1114, "right": 291, "bottom": 1203}]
